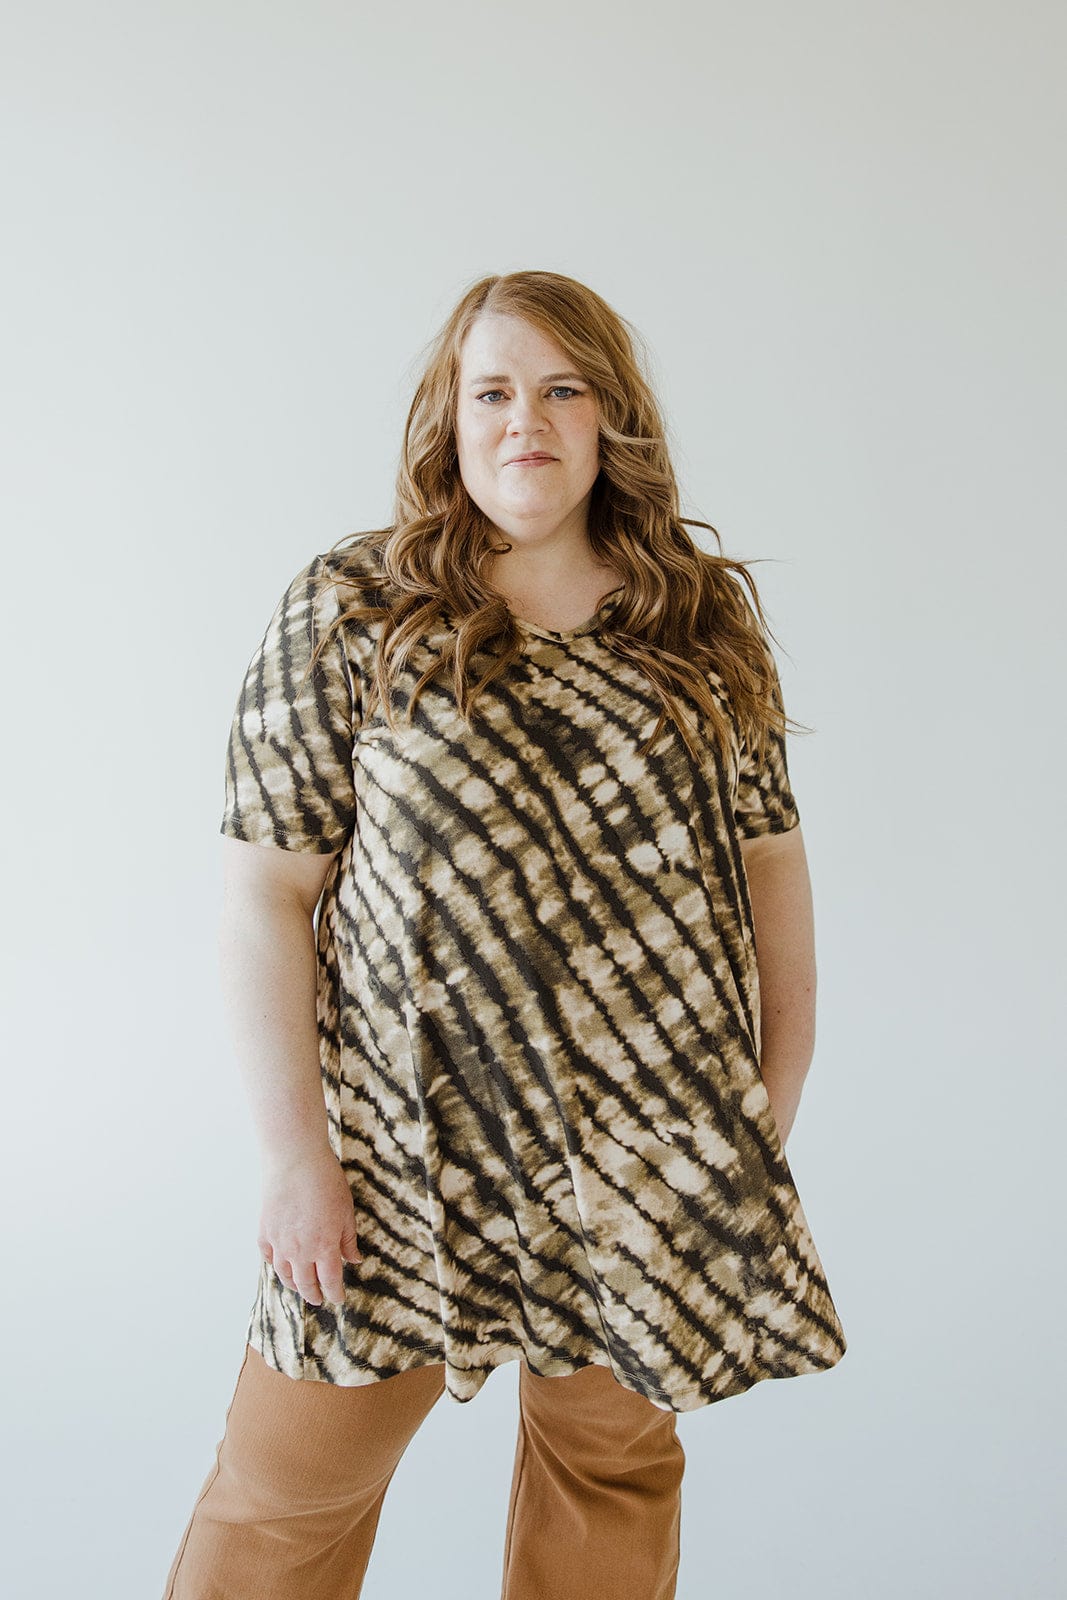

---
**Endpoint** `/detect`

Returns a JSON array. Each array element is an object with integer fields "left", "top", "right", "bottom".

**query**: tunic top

[{"left": 220, "top": 538, "right": 848, "bottom": 1414}]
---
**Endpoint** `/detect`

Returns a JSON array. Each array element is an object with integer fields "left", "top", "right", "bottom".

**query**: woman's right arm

[{"left": 218, "top": 834, "right": 363, "bottom": 1307}]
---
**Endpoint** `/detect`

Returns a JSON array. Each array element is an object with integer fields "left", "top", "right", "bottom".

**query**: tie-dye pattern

[{"left": 220, "top": 540, "right": 847, "bottom": 1413}]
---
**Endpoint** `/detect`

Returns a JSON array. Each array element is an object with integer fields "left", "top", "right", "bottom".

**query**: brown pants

[{"left": 163, "top": 1343, "right": 685, "bottom": 1599}]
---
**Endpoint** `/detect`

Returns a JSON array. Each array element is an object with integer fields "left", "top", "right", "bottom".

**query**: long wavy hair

[{"left": 307, "top": 269, "right": 809, "bottom": 768}]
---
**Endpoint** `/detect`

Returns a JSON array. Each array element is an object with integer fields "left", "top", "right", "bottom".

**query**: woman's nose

[{"left": 506, "top": 393, "right": 548, "bottom": 428}]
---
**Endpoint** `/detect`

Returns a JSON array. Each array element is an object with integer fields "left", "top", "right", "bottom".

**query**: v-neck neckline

[{"left": 509, "top": 585, "right": 625, "bottom": 642}]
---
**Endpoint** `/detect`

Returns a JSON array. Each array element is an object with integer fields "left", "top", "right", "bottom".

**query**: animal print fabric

[{"left": 220, "top": 538, "right": 847, "bottom": 1413}]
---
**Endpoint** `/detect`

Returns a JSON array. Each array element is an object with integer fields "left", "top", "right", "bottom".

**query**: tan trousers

[{"left": 163, "top": 1343, "right": 685, "bottom": 1599}]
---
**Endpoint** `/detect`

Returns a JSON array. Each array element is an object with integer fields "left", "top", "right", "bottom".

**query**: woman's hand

[{"left": 256, "top": 1145, "right": 364, "bottom": 1306}]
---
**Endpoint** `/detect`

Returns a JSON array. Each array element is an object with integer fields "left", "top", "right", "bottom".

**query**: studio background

[{"left": 2, "top": 4, "right": 1063, "bottom": 1597}]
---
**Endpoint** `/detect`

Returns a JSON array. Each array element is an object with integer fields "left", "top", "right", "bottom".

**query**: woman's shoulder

[
  {"left": 308, "top": 533, "right": 390, "bottom": 613},
  {"left": 322, "top": 531, "right": 384, "bottom": 571}
]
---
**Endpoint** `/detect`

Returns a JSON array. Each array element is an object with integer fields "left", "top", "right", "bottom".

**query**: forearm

[
  {"left": 743, "top": 838, "right": 817, "bottom": 1148},
  {"left": 755, "top": 960, "right": 815, "bottom": 1147},
  {"left": 217, "top": 888, "right": 331, "bottom": 1167}
]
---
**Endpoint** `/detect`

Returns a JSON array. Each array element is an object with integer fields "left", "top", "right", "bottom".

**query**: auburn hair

[{"left": 304, "top": 269, "right": 809, "bottom": 769}]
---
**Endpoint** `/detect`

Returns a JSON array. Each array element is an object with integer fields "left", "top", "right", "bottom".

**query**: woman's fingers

[
  {"left": 257, "top": 1148, "right": 363, "bottom": 1305},
  {"left": 274, "top": 1252, "right": 353, "bottom": 1305},
  {"left": 315, "top": 1253, "right": 349, "bottom": 1306},
  {"left": 290, "top": 1260, "right": 326, "bottom": 1304}
]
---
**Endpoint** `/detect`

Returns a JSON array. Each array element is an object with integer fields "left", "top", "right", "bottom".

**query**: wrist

[{"left": 259, "top": 1130, "right": 335, "bottom": 1172}]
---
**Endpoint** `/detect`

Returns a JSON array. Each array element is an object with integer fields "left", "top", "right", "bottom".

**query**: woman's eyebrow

[{"left": 467, "top": 371, "right": 587, "bottom": 386}]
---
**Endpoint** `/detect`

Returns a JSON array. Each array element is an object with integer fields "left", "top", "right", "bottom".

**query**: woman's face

[{"left": 454, "top": 312, "right": 602, "bottom": 547}]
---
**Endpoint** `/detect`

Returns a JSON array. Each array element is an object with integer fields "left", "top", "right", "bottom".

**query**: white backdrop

[{"left": 3, "top": 4, "right": 1064, "bottom": 1597}]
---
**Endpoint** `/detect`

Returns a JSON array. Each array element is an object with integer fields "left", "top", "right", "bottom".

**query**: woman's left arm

[{"left": 739, "top": 826, "right": 817, "bottom": 1150}]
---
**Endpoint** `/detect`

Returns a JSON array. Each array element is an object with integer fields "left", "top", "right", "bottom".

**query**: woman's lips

[{"left": 507, "top": 456, "right": 557, "bottom": 467}]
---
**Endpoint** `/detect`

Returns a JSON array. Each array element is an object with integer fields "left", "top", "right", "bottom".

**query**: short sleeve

[
  {"left": 220, "top": 554, "right": 358, "bottom": 853},
  {"left": 732, "top": 656, "right": 801, "bottom": 839}
]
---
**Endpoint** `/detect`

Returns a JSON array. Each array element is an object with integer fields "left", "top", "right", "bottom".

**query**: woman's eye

[{"left": 475, "top": 386, "right": 582, "bottom": 403}]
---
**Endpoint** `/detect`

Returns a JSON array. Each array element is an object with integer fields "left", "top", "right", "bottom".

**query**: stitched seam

[{"left": 163, "top": 1346, "right": 251, "bottom": 1597}]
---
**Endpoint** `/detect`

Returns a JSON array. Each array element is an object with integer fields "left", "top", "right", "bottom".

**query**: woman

[{"left": 163, "top": 269, "right": 847, "bottom": 1599}]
